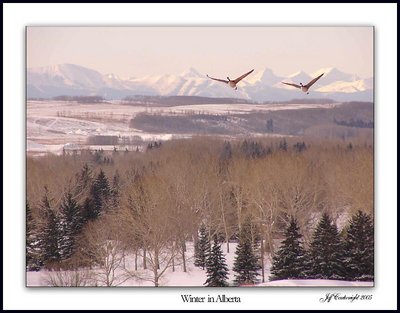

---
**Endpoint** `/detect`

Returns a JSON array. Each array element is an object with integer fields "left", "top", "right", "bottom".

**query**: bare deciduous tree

[{"left": 77, "top": 216, "right": 129, "bottom": 286}]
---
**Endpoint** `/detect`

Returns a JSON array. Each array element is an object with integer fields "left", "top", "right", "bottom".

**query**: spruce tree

[
  {"left": 58, "top": 190, "right": 81, "bottom": 261},
  {"left": 26, "top": 201, "right": 34, "bottom": 267},
  {"left": 308, "top": 213, "right": 346, "bottom": 280},
  {"left": 343, "top": 210, "right": 374, "bottom": 281},
  {"left": 111, "top": 170, "right": 121, "bottom": 208},
  {"left": 87, "top": 169, "right": 111, "bottom": 220},
  {"left": 39, "top": 188, "right": 62, "bottom": 267},
  {"left": 204, "top": 236, "right": 229, "bottom": 287},
  {"left": 194, "top": 224, "right": 210, "bottom": 270},
  {"left": 233, "top": 218, "right": 260, "bottom": 285},
  {"left": 74, "top": 163, "right": 94, "bottom": 225},
  {"left": 270, "top": 217, "right": 308, "bottom": 281},
  {"left": 26, "top": 201, "right": 42, "bottom": 271},
  {"left": 75, "top": 163, "right": 93, "bottom": 195}
]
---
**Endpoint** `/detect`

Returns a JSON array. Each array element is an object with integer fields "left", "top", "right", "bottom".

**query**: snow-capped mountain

[
  {"left": 28, "top": 63, "right": 105, "bottom": 90},
  {"left": 27, "top": 63, "right": 373, "bottom": 102},
  {"left": 244, "top": 68, "right": 283, "bottom": 86},
  {"left": 282, "top": 70, "right": 312, "bottom": 87},
  {"left": 316, "top": 78, "right": 372, "bottom": 93},
  {"left": 310, "top": 67, "right": 361, "bottom": 86}
]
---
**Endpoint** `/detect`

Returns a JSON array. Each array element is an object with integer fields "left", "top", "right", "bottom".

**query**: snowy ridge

[
  {"left": 27, "top": 64, "right": 373, "bottom": 102},
  {"left": 316, "top": 79, "right": 372, "bottom": 93}
]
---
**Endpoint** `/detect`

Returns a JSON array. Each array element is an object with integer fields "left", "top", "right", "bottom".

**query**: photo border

[{"left": 3, "top": 3, "right": 397, "bottom": 311}]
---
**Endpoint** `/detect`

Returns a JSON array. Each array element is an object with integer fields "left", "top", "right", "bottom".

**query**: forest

[{"left": 26, "top": 136, "right": 374, "bottom": 286}]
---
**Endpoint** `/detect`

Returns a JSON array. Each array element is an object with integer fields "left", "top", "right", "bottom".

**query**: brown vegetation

[{"left": 27, "top": 136, "right": 373, "bottom": 285}]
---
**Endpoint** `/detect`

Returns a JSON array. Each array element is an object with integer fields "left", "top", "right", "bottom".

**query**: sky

[{"left": 27, "top": 27, "right": 373, "bottom": 78}]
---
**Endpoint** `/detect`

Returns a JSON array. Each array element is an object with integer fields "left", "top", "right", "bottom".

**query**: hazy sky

[{"left": 27, "top": 27, "right": 373, "bottom": 78}]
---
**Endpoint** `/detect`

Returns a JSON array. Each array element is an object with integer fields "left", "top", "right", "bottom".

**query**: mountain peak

[
  {"left": 311, "top": 67, "right": 360, "bottom": 83},
  {"left": 181, "top": 67, "right": 202, "bottom": 78},
  {"left": 246, "top": 67, "right": 281, "bottom": 84},
  {"left": 105, "top": 73, "right": 121, "bottom": 80},
  {"left": 288, "top": 70, "right": 308, "bottom": 78},
  {"left": 310, "top": 67, "right": 338, "bottom": 77}
]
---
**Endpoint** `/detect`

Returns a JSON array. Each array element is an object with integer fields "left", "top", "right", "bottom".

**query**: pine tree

[
  {"left": 87, "top": 169, "right": 111, "bottom": 220},
  {"left": 194, "top": 224, "right": 210, "bottom": 270},
  {"left": 233, "top": 218, "right": 260, "bottom": 285},
  {"left": 74, "top": 163, "right": 94, "bottom": 225},
  {"left": 75, "top": 163, "right": 93, "bottom": 193},
  {"left": 111, "top": 170, "right": 121, "bottom": 208},
  {"left": 58, "top": 190, "right": 82, "bottom": 261},
  {"left": 204, "top": 236, "right": 229, "bottom": 287},
  {"left": 279, "top": 138, "right": 288, "bottom": 151},
  {"left": 220, "top": 141, "right": 233, "bottom": 161},
  {"left": 270, "top": 217, "right": 308, "bottom": 281},
  {"left": 308, "top": 213, "right": 346, "bottom": 280},
  {"left": 39, "top": 188, "right": 62, "bottom": 267},
  {"left": 343, "top": 211, "right": 374, "bottom": 281},
  {"left": 26, "top": 201, "right": 42, "bottom": 271}
]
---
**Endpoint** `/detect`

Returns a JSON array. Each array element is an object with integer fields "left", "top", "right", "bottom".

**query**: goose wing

[
  {"left": 281, "top": 82, "right": 302, "bottom": 89},
  {"left": 206, "top": 74, "right": 229, "bottom": 84},
  {"left": 305, "top": 73, "right": 324, "bottom": 88},
  {"left": 232, "top": 69, "right": 254, "bottom": 84}
]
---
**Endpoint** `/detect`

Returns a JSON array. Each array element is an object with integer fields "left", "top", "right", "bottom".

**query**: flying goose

[
  {"left": 206, "top": 69, "right": 254, "bottom": 90},
  {"left": 281, "top": 73, "right": 324, "bottom": 94}
]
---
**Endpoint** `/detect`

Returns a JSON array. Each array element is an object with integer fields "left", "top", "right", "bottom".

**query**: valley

[{"left": 27, "top": 99, "right": 373, "bottom": 156}]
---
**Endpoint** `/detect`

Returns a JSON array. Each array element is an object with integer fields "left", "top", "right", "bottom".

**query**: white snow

[
  {"left": 258, "top": 279, "right": 373, "bottom": 287},
  {"left": 26, "top": 100, "right": 340, "bottom": 154},
  {"left": 316, "top": 79, "right": 372, "bottom": 93},
  {"left": 26, "top": 242, "right": 372, "bottom": 287}
]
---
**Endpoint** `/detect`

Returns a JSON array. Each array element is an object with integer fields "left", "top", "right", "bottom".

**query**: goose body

[
  {"left": 207, "top": 69, "right": 254, "bottom": 90},
  {"left": 282, "top": 73, "right": 324, "bottom": 94}
]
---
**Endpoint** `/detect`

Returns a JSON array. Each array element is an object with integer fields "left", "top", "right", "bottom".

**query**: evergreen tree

[
  {"left": 279, "top": 138, "right": 288, "bottom": 151},
  {"left": 75, "top": 163, "right": 93, "bottom": 193},
  {"left": 87, "top": 169, "right": 111, "bottom": 220},
  {"left": 220, "top": 141, "right": 233, "bottom": 161},
  {"left": 343, "top": 210, "right": 374, "bottom": 281},
  {"left": 233, "top": 218, "right": 260, "bottom": 285},
  {"left": 111, "top": 170, "right": 121, "bottom": 208},
  {"left": 74, "top": 163, "right": 94, "bottom": 225},
  {"left": 194, "top": 224, "right": 210, "bottom": 270},
  {"left": 269, "top": 217, "right": 308, "bottom": 281},
  {"left": 308, "top": 213, "right": 346, "bottom": 280},
  {"left": 266, "top": 118, "right": 274, "bottom": 133},
  {"left": 204, "top": 236, "right": 229, "bottom": 287},
  {"left": 26, "top": 201, "right": 42, "bottom": 271},
  {"left": 39, "top": 188, "right": 62, "bottom": 267},
  {"left": 58, "top": 190, "right": 82, "bottom": 261}
]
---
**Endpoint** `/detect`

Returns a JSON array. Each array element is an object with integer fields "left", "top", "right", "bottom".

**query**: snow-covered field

[
  {"left": 27, "top": 100, "right": 338, "bottom": 155},
  {"left": 259, "top": 280, "right": 373, "bottom": 287},
  {"left": 26, "top": 242, "right": 372, "bottom": 287}
]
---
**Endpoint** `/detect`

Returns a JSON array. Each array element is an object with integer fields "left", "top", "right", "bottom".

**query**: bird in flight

[
  {"left": 206, "top": 69, "right": 254, "bottom": 90},
  {"left": 281, "top": 73, "right": 324, "bottom": 94}
]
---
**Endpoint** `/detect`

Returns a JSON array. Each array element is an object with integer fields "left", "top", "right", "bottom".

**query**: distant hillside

[
  {"left": 130, "top": 101, "right": 373, "bottom": 140},
  {"left": 266, "top": 98, "right": 336, "bottom": 104},
  {"left": 122, "top": 95, "right": 254, "bottom": 106}
]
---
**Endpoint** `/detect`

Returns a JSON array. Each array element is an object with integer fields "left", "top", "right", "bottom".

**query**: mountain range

[{"left": 27, "top": 63, "right": 373, "bottom": 102}]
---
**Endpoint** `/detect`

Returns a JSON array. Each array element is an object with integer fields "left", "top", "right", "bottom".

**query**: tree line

[
  {"left": 270, "top": 212, "right": 373, "bottom": 282},
  {"left": 192, "top": 210, "right": 373, "bottom": 286},
  {"left": 52, "top": 95, "right": 105, "bottom": 103},
  {"left": 334, "top": 118, "right": 374, "bottom": 129}
]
